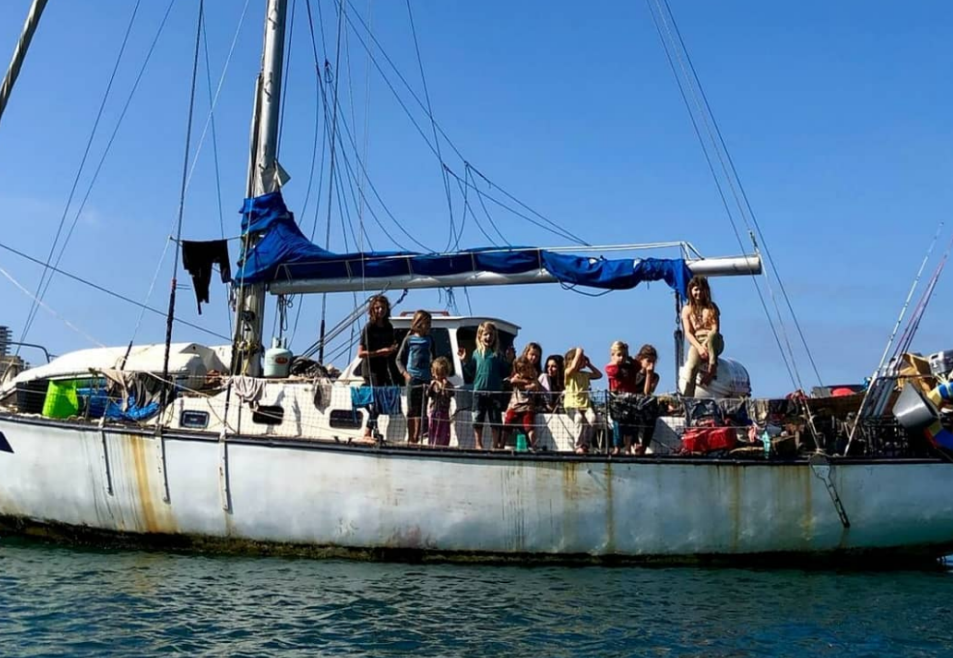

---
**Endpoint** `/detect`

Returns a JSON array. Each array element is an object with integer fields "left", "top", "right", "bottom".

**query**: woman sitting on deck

[{"left": 681, "top": 276, "right": 723, "bottom": 398}]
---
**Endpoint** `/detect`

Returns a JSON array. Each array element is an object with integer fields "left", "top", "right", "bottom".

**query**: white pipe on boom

[{"left": 268, "top": 254, "right": 761, "bottom": 295}]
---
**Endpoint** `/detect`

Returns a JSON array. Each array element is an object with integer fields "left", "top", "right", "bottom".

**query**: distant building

[{"left": 0, "top": 325, "right": 10, "bottom": 357}]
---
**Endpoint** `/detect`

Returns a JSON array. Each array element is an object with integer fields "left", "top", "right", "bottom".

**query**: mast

[
  {"left": 234, "top": 0, "right": 289, "bottom": 376},
  {"left": 0, "top": 0, "right": 49, "bottom": 129}
]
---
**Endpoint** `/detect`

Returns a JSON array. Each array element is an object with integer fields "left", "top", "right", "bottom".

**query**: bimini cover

[{"left": 235, "top": 191, "right": 693, "bottom": 296}]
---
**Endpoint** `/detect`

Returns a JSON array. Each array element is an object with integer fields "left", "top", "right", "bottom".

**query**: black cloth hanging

[{"left": 181, "top": 240, "right": 232, "bottom": 314}]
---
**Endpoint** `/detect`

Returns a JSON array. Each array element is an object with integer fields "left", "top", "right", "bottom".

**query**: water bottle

[
  {"left": 761, "top": 430, "right": 771, "bottom": 459},
  {"left": 515, "top": 430, "right": 528, "bottom": 452}
]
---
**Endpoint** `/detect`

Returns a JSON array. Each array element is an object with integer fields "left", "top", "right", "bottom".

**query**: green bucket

[{"left": 42, "top": 380, "right": 80, "bottom": 419}]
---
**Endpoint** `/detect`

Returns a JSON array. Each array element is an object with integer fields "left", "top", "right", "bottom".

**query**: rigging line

[
  {"left": 404, "top": 0, "right": 457, "bottom": 251},
  {"left": 342, "top": 0, "right": 585, "bottom": 246},
  {"left": 456, "top": 162, "right": 470, "bottom": 250},
  {"left": 183, "top": 0, "right": 253, "bottom": 193},
  {"left": 23, "top": 0, "right": 179, "bottom": 345},
  {"left": 0, "top": 266, "right": 105, "bottom": 348},
  {"left": 276, "top": 0, "right": 298, "bottom": 160},
  {"left": 18, "top": 0, "right": 144, "bottom": 348},
  {"left": 0, "top": 241, "right": 228, "bottom": 340},
  {"left": 646, "top": 0, "right": 797, "bottom": 389},
  {"left": 449, "top": 167, "right": 591, "bottom": 246},
  {"left": 289, "top": 6, "right": 330, "bottom": 347},
  {"left": 652, "top": 0, "right": 804, "bottom": 390},
  {"left": 317, "top": 0, "right": 348, "bottom": 363},
  {"left": 467, "top": 165, "right": 507, "bottom": 245},
  {"left": 658, "top": 0, "right": 822, "bottom": 387},
  {"left": 463, "top": 286, "right": 473, "bottom": 315},
  {"left": 453, "top": 172, "right": 499, "bottom": 246},
  {"left": 323, "top": 0, "right": 346, "bottom": 254},
  {"left": 161, "top": 0, "right": 205, "bottom": 396},
  {"left": 465, "top": 164, "right": 588, "bottom": 246},
  {"left": 200, "top": 14, "right": 232, "bottom": 337},
  {"left": 313, "top": 63, "right": 430, "bottom": 251},
  {"left": 356, "top": 0, "right": 374, "bottom": 248},
  {"left": 126, "top": 236, "right": 174, "bottom": 348}
]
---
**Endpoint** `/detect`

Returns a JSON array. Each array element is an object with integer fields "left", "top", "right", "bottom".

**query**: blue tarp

[{"left": 235, "top": 191, "right": 693, "bottom": 297}]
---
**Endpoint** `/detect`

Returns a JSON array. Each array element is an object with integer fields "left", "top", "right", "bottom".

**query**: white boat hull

[{"left": 1, "top": 414, "right": 952, "bottom": 562}]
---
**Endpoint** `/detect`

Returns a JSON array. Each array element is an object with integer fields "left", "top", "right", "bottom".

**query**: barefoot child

[
  {"left": 397, "top": 310, "right": 434, "bottom": 444},
  {"left": 427, "top": 357, "right": 454, "bottom": 447},
  {"left": 681, "top": 276, "right": 723, "bottom": 397},
  {"left": 505, "top": 356, "right": 542, "bottom": 450},
  {"left": 564, "top": 347, "right": 603, "bottom": 454},
  {"left": 459, "top": 321, "right": 510, "bottom": 450}
]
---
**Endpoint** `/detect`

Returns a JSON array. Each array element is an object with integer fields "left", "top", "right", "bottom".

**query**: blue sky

[{"left": 0, "top": 0, "right": 950, "bottom": 396}]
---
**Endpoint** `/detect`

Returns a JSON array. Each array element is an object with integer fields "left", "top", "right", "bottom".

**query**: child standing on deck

[
  {"left": 427, "top": 357, "right": 455, "bottom": 447},
  {"left": 397, "top": 310, "right": 435, "bottom": 444},
  {"left": 605, "top": 340, "right": 638, "bottom": 455},
  {"left": 505, "top": 356, "right": 542, "bottom": 450},
  {"left": 458, "top": 321, "right": 511, "bottom": 450},
  {"left": 564, "top": 347, "right": 603, "bottom": 454}
]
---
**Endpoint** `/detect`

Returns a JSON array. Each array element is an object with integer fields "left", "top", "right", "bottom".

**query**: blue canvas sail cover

[{"left": 235, "top": 191, "right": 693, "bottom": 297}]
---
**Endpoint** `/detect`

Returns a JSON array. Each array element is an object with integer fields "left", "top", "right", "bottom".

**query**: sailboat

[{"left": 1, "top": 0, "right": 952, "bottom": 565}]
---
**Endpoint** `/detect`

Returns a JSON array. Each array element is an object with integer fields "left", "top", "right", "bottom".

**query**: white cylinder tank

[
  {"left": 678, "top": 357, "right": 751, "bottom": 398},
  {"left": 263, "top": 338, "right": 293, "bottom": 379}
]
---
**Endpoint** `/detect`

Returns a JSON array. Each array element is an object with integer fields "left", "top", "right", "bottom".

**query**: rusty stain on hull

[{"left": 125, "top": 434, "right": 176, "bottom": 536}]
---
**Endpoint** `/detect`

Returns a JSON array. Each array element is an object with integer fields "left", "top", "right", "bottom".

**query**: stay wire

[
  {"left": 161, "top": 0, "right": 206, "bottom": 393},
  {"left": 290, "top": 0, "right": 331, "bottom": 346},
  {"left": 24, "top": 0, "right": 179, "bottom": 346},
  {"left": 343, "top": 0, "right": 586, "bottom": 246},
  {"left": 452, "top": 174, "right": 498, "bottom": 246},
  {"left": 659, "top": 0, "right": 822, "bottom": 386},
  {"left": 467, "top": 165, "right": 508, "bottom": 245},
  {"left": 317, "top": 0, "right": 347, "bottom": 362},
  {"left": 646, "top": 0, "right": 798, "bottom": 389},
  {"left": 275, "top": 0, "right": 297, "bottom": 160},
  {"left": 200, "top": 13, "right": 231, "bottom": 336},
  {"left": 405, "top": 0, "right": 457, "bottom": 251},
  {"left": 0, "top": 241, "right": 228, "bottom": 341},
  {"left": 313, "top": 56, "right": 430, "bottom": 251},
  {"left": 19, "top": 0, "right": 144, "bottom": 347}
]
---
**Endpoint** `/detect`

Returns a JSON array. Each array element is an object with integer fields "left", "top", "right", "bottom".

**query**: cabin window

[
  {"left": 329, "top": 409, "right": 364, "bottom": 430},
  {"left": 180, "top": 410, "right": 209, "bottom": 429},
  {"left": 252, "top": 405, "right": 284, "bottom": 425},
  {"left": 456, "top": 327, "right": 516, "bottom": 384},
  {"left": 394, "top": 327, "right": 455, "bottom": 375}
]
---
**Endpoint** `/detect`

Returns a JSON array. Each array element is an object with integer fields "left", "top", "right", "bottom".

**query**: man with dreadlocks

[{"left": 681, "top": 276, "right": 724, "bottom": 397}]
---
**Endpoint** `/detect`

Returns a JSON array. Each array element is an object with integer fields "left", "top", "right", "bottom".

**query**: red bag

[{"left": 681, "top": 426, "right": 737, "bottom": 454}]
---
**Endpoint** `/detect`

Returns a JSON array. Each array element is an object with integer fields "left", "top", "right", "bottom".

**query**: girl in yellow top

[
  {"left": 681, "top": 276, "right": 723, "bottom": 397},
  {"left": 564, "top": 347, "right": 602, "bottom": 454}
]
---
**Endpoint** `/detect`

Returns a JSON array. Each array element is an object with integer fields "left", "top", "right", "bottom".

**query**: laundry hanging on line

[{"left": 182, "top": 239, "right": 232, "bottom": 314}]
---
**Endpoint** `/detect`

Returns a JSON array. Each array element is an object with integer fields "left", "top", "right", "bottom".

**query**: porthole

[
  {"left": 252, "top": 405, "right": 284, "bottom": 425},
  {"left": 180, "top": 410, "right": 209, "bottom": 429},
  {"left": 329, "top": 409, "right": 363, "bottom": 430}
]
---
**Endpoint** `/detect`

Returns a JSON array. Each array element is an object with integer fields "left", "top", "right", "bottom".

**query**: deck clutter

[{"left": 2, "top": 313, "right": 947, "bottom": 462}]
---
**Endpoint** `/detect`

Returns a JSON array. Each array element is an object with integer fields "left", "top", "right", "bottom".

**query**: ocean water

[{"left": 1, "top": 539, "right": 952, "bottom": 657}]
